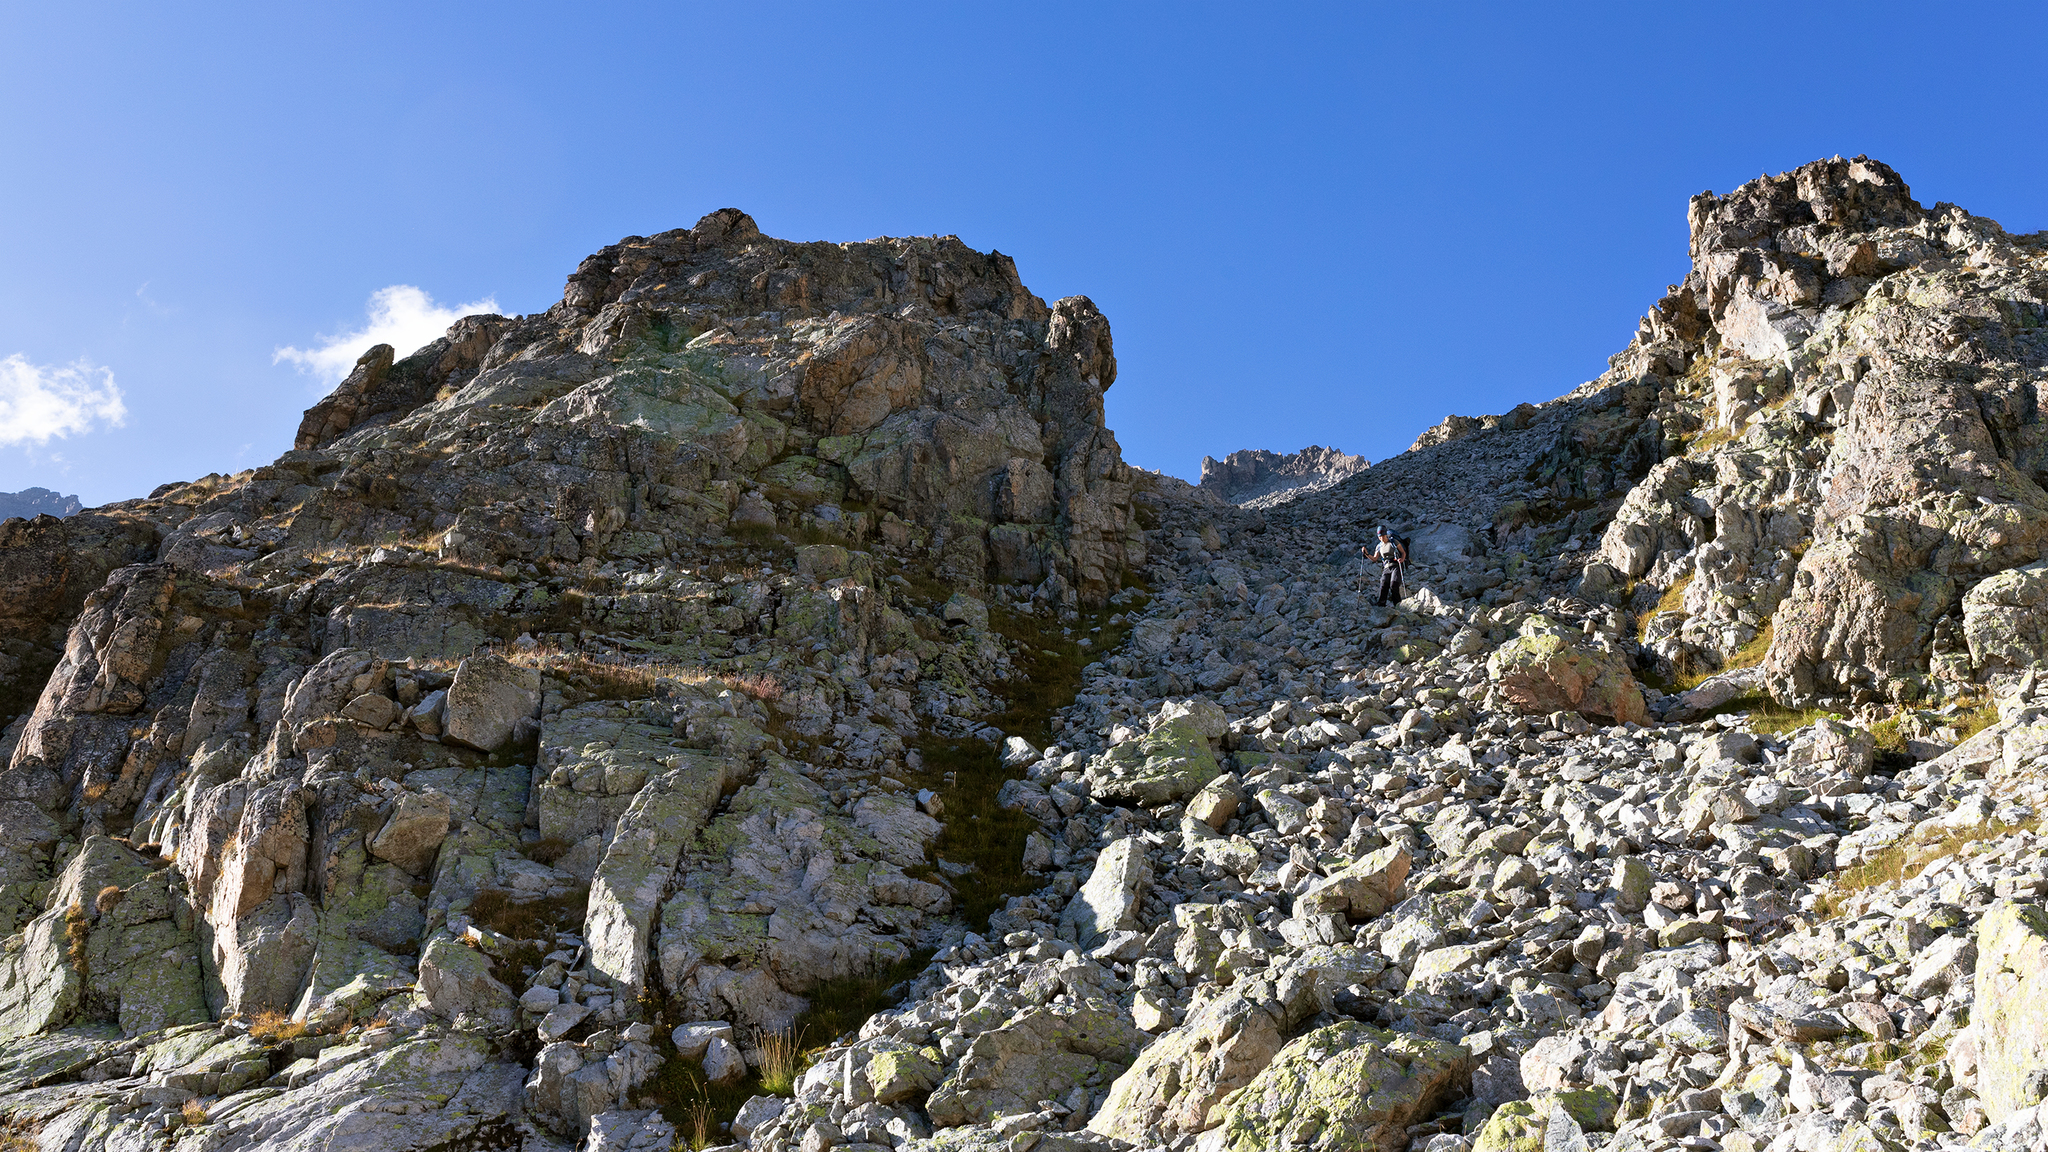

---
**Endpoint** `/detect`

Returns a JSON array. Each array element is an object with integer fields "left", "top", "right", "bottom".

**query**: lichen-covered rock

[
  {"left": 866, "top": 1043, "right": 944, "bottom": 1104},
  {"left": 1296, "top": 844, "right": 1412, "bottom": 921},
  {"left": 656, "top": 759, "right": 932, "bottom": 1032},
  {"left": 1973, "top": 900, "right": 2048, "bottom": 1122},
  {"left": 1487, "top": 615, "right": 1647, "bottom": 724},
  {"left": 924, "top": 1003, "right": 1146, "bottom": 1128},
  {"left": 1963, "top": 560, "right": 2048, "bottom": 674},
  {"left": 585, "top": 751, "right": 735, "bottom": 996},
  {"left": 1212, "top": 1021, "right": 1472, "bottom": 1152},
  {"left": 1472, "top": 1088, "right": 1617, "bottom": 1151},
  {"left": 367, "top": 789, "right": 452, "bottom": 875},
  {"left": 1089, "top": 991, "right": 1285, "bottom": 1143},
  {"left": 416, "top": 932, "right": 514, "bottom": 1024},
  {"left": 1083, "top": 715, "right": 1221, "bottom": 806}
]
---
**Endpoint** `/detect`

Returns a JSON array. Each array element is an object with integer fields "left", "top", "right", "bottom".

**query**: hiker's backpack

[{"left": 1398, "top": 535, "right": 1413, "bottom": 563}]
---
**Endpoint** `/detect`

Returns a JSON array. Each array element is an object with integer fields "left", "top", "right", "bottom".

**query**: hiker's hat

[{"left": 1377, "top": 526, "right": 1389, "bottom": 536}]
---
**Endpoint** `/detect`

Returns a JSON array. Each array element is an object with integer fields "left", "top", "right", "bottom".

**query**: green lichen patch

[{"left": 1217, "top": 1021, "right": 1473, "bottom": 1152}]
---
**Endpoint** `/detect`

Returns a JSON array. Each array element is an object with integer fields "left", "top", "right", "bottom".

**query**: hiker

[{"left": 1364, "top": 526, "right": 1407, "bottom": 606}]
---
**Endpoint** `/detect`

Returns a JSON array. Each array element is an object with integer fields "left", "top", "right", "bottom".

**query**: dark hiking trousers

[{"left": 1378, "top": 564, "right": 1403, "bottom": 606}]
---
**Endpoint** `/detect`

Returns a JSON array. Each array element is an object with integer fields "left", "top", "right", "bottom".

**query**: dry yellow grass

[
  {"left": 63, "top": 903, "right": 89, "bottom": 978},
  {"left": 1674, "top": 620, "right": 1773, "bottom": 691},
  {"left": 243, "top": 1008, "right": 308, "bottom": 1044},
  {"left": 180, "top": 1099, "right": 208, "bottom": 1126},
  {"left": 1953, "top": 699, "right": 1999, "bottom": 742},
  {"left": 1814, "top": 815, "right": 2042, "bottom": 918},
  {"left": 1689, "top": 424, "right": 1735, "bottom": 453},
  {"left": 1637, "top": 572, "right": 1693, "bottom": 645},
  {"left": 500, "top": 644, "right": 781, "bottom": 704}
]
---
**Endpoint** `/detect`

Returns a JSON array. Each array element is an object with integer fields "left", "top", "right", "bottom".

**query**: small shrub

[
  {"left": 1868, "top": 713, "right": 1905, "bottom": 755},
  {"left": 724, "top": 672, "right": 783, "bottom": 703},
  {"left": 244, "top": 1008, "right": 308, "bottom": 1044},
  {"left": 180, "top": 1098, "right": 208, "bottom": 1126},
  {"left": 523, "top": 838, "right": 574, "bottom": 866},
  {"left": 1953, "top": 699, "right": 1999, "bottom": 742},
  {"left": 64, "top": 903, "right": 90, "bottom": 978},
  {"left": 465, "top": 888, "right": 588, "bottom": 942}
]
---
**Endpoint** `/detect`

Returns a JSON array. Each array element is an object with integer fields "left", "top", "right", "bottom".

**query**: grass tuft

[
  {"left": 1673, "top": 620, "right": 1774, "bottom": 691},
  {"left": 1637, "top": 572, "right": 1692, "bottom": 645},
  {"left": 688, "top": 1098, "right": 713, "bottom": 1150},
  {"left": 635, "top": 1011, "right": 763, "bottom": 1143},
  {"left": 755, "top": 1026, "right": 805, "bottom": 1095},
  {"left": 243, "top": 1008, "right": 308, "bottom": 1044},
  {"left": 1699, "top": 691, "right": 1841, "bottom": 736},
  {"left": 180, "top": 1099, "right": 208, "bottom": 1126},
  {"left": 787, "top": 951, "right": 932, "bottom": 1052},
  {"left": 1954, "top": 699, "right": 1999, "bottom": 742}
]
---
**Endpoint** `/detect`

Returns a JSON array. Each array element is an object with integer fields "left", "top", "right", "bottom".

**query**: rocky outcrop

[
  {"left": 293, "top": 315, "right": 515, "bottom": 451},
  {"left": 1197, "top": 445, "right": 1369, "bottom": 508},
  {"left": 1973, "top": 900, "right": 2048, "bottom": 1123},
  {"left": 0, "top": 210, "right": 1151, "bottom": 1150},
  {"left": 1556, "top": 156, "right": 2048, "bottom": 706}
]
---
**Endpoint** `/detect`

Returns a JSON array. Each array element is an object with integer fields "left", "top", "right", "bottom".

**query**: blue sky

[{"left": 2, "top": 3, "right": 2045, "bottom": 506}]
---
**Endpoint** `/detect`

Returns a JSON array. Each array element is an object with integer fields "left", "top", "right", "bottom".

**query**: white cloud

[
  {"left": 275, "top": 285, "right": 500, "bottom": 387},
  {"left": 0, "top": 356, "right": 128, "bottom": 447}
]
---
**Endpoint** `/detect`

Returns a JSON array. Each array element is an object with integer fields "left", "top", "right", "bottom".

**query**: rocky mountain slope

[
  {"left": 1196, "top": 446, "right": 1369, "bottom": 508},
  {"left": 4, "top": 159, "right": 2048, "bottom": 1152}
]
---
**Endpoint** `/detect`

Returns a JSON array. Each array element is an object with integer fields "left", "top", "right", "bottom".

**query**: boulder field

[{"left": 3, "top": 157, "right": 2048, "bottom": 1152}]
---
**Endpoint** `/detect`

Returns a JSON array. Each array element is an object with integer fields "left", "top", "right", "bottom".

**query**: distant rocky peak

[
  {"left": 1197, "top": 445, "right": 1369, "bottom": 508},
  {"left": 0, "top": 487, "right": 81, "bottom": 520}
]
